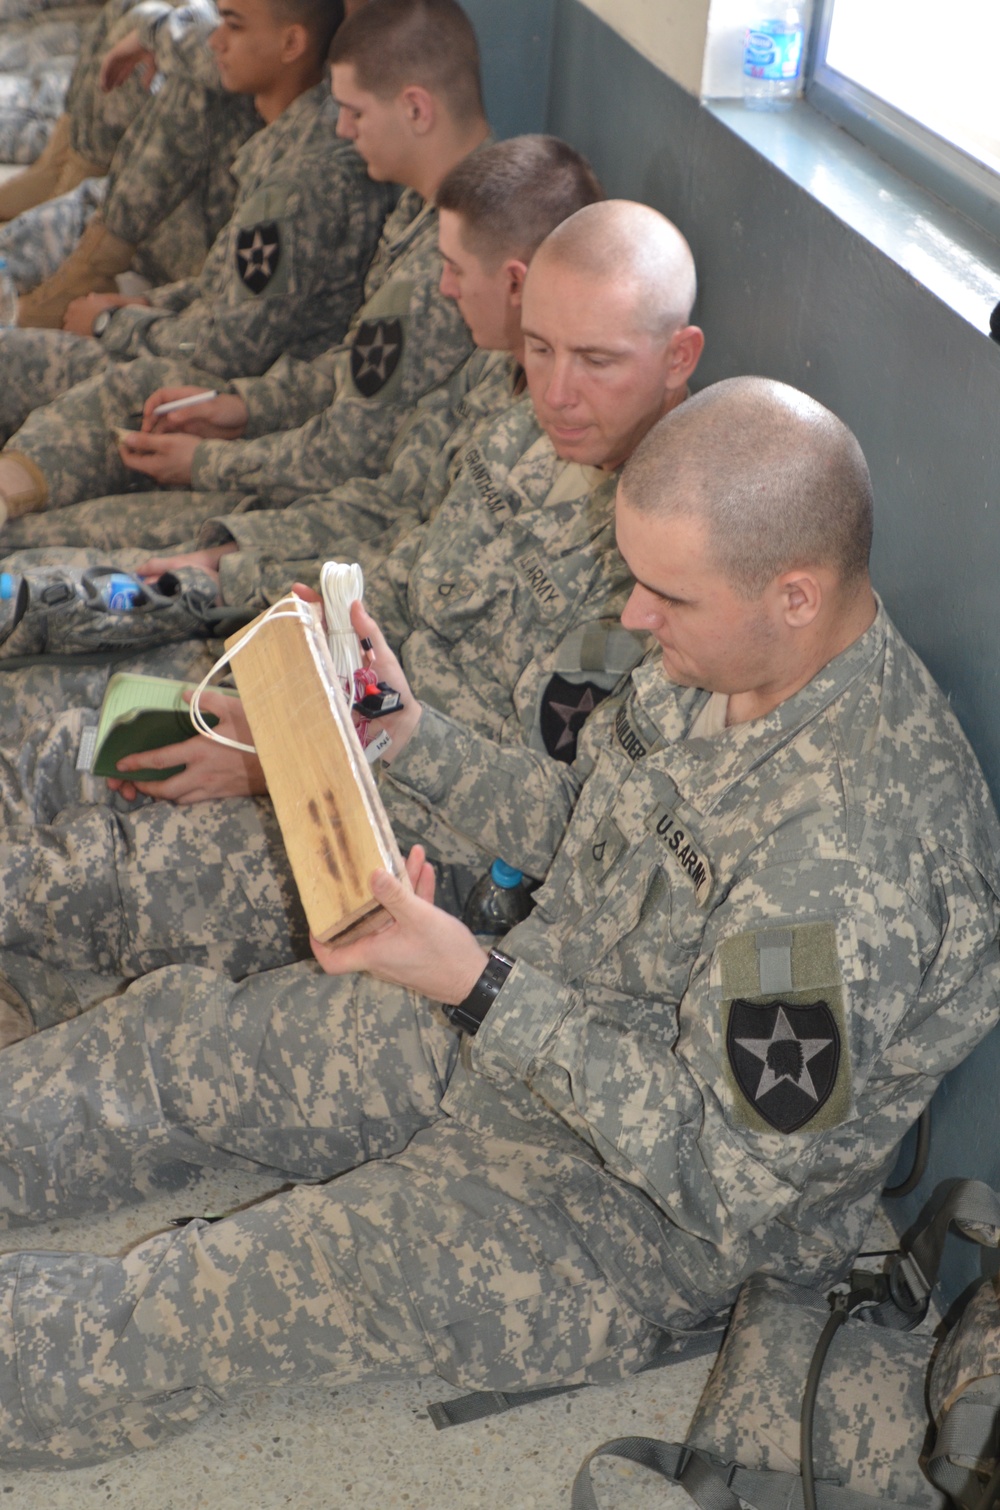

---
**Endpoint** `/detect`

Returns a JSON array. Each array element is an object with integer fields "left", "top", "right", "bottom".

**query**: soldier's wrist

[{"left": 446, "top": 949, "right": 515, "bottom": 1036}]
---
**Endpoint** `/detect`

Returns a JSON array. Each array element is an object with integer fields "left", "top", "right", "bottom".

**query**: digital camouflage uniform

[
  {"left": 0, "top": 86, "right": 389, "bottom": 455},
  {"left": 202, "top": 347, "right": 521, "bottom": 605},
  {"left": 0, "top": 58, "right": 74, "bottom": 166},
  {"left": 1, "top": 188, "right": 473, "bottom": 539},
  {"left": 0, "top": 3, "right": 256, "bottom": 297},
  {"left": 0, "top": 6, "right": 102, "bottom": 164},
  {"left": 0, "top": 394, "right": 642, "bottom": 979},
  {"left": 0, "top": 605, "right": 992, "bottom": 1465}
]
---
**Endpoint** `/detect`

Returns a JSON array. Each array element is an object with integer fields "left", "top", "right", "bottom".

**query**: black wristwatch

[
  {"left": 446, "top": 949, "right": 515, "bottom": 1036},
  {"left": 92, "top": 308, "right": 115, "bottom": 339}
]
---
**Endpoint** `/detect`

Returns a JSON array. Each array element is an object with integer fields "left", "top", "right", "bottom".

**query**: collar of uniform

[
  {"left": 231, "top": 81, "right": 329, "bottom": 186},
  {"left": 504, "top": 436, "right": 620, "bottom": 551},
  {"left": 383, "top": 189, "right": 435, "bottom": 251},
  {"left": 630, "top": 598, "right": 889, "bottom": 815},
  {"left": 456, "top": 349, "right": 519, "bottom": 418}
]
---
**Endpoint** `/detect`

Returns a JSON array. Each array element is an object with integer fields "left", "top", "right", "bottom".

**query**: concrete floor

[{"left": 0, "top": 1166, "right": 718, "bottom": 1510}]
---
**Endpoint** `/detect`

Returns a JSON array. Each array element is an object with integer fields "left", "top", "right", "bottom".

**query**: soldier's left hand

[
  {"left": 63, "top": 293, "right": 147, "bottom": 338},
  {"left": 107, "top": 690, "right": 267, "bottom": 803},
  {"left": 116, "top": 430, "right": 200, "bottom": 486},
  {"left": 311, "top": 844, "right": 489, "bottom": 1005}
]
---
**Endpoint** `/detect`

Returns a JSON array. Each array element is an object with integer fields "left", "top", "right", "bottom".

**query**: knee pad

[{"left": 0, "top": 565, "right": 229, "bottom": 660}]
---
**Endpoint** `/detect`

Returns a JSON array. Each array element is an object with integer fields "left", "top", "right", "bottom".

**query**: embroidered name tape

[{"left": 651, "top": 804, "right": 712, "bottom": 905}]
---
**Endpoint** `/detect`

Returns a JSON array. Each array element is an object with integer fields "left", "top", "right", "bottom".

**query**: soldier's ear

[
  {"left": 399, "top": 86, "right": 435, "bottom": 135},
  {"left": 776, "top": 570, "right": 823, "bottom": 628},
  {"left": 665, "top": 325, "right": 704, "bottom": 389},
  {"left": 505, "top": 259, "right": 529, "bottom": 308},
  {"left": 280, "top": 22, "right": 309, "bottom": 65}
]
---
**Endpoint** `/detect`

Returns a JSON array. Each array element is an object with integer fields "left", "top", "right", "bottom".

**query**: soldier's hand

[
  {"left": 107, "top": 690, "right": 267, "bottom": 804},
  {"left": 99, "top": 30, "right": 156, "bottom": 92},
  {"left": 138, "top": 544, "right": 237, "bottom": 586},
  {"left": 349, "top": 599, "right": 423, "bottom": 761},
  {"left": 117, "top": 430, "right": 200, "bottom": 486},
  {"left": 142, "top": 388, "right": 248, "bottom": 438},
  {"left": 311, "top": 845, "right": 489, "bottom": 1005},
  {"left": 63, "top": 292, "right": 147, "bottom": 337}
]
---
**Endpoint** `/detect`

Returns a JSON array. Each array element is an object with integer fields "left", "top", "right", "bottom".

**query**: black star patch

[
  {"left": 727, "top": 999, "right": 840, "bottom": 1133},
  {"left": 350, "top": 316, "right": 403, "bottom": 397},
  {"left": 539, "top": 674, "right": 611, "bottom": 763},
  {"left": 236, "top": 221, "right": 281, "bottom": 294}
]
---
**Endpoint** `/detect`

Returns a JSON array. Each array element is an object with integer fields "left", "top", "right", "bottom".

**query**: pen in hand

[{"left": 151, "top": 390, "right": 219, "bottom": 417}]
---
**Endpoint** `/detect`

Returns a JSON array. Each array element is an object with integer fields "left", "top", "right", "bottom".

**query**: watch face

[{"left": 93, "top": 310, "right": 112, "bottom": 337}]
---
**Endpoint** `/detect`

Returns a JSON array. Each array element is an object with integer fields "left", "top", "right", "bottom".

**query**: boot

[
  {"left": 16, "top": 216, "right": 135, "bottom": 330},
  {"left": 0, "top": 454, "right": 48, "bottom": 529},
  {"left": 0, "top": 114, "right": 73, "bottom": 222}
]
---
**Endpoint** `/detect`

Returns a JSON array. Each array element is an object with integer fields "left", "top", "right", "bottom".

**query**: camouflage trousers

[
  {"left": 0, "top": 958, "right": 677, "bottom": 1466},
  {"left": 1, "top": 350, "right": 244, "bottom": 534},
  {"left": 0, "top": 651, "right": 311, "bottom": 982},
  {"left": 0, "top": 60, "right": 72, "bottom": 165}
]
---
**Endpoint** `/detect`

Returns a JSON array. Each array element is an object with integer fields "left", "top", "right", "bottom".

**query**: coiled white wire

[{"left": 320, "top": 561, "right": 365, "bottom": 682}]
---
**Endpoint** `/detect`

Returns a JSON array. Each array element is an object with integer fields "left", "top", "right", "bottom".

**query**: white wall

[{"left": 573, "top": 0, "right": 711, "bottom": 94}]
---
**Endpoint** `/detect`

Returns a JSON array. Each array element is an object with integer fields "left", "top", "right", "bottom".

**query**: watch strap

[{"left": 447, "top": 949, "right": 515, "bottom": 1035}]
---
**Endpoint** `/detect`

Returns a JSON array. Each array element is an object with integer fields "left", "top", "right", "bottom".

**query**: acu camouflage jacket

[{"left": 383, "top": 604, "right": 1000, "bottom": 1318}]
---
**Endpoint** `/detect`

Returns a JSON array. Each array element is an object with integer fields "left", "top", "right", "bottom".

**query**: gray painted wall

[
  {"left": 529, "top": 0, "right": 1000, "bottom": 1302},
  {"left": 463, "top": 0, "right": 555, "bottom": 139}
]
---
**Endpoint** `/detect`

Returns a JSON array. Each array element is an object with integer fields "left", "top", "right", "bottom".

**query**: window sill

[{"left": 706, "top": 98, "right": 1000, "bottom": 339}]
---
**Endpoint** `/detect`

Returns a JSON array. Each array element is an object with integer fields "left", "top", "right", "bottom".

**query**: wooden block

[{"left": 225, "top": 598, "right": 405, "bottom": 942}]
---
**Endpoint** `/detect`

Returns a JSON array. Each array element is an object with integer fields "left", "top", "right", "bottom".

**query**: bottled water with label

[
  {"left": 0, "top": 256, "right": 18, "bottom": 327},
  {"left": 743, "top": 5, "right": 806, "bottom": 111},
  {"left": 98, "top": 572, "right": 145, "bottom": 611}
]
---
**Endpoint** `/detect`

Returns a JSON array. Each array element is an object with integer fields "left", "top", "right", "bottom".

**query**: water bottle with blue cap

[{"left": 462, "top": 858, "right": 536, "bottom": 942}]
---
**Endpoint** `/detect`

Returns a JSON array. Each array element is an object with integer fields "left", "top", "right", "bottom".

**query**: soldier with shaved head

[{"left": 0, "top": 379, "right": 992, "bottom": 1465}]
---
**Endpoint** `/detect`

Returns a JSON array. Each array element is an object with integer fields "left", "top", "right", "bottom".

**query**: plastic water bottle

[
  {"left": 0, "top": 256, "right": 18, "bottom": 326},
  {"left": 463, "top": 859, "right": 536, "bottom": 941},
  {"left": 743, "top": 5, "right": 806, "bottom": 111},
  {"left": 95, "top": 572, "right": 145, "bottom": 611}
]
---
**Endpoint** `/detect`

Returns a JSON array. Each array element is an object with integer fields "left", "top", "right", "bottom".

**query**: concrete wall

[
  {"left": 462, "top": 0, "right": 555, "bottom": 138},
  {"left": 536, "top": 0, "right": 1000, "bottom": 1304}
]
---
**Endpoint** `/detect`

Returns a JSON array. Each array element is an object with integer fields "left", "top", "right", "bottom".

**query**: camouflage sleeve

[
  {"left": 470, "top": 849, "right": 1000, "bottom": 1275},
  {"left": 192, "top": 239, "right": 472, "bottom": 492},
  {"left": 196, "top": 373, "right": 462, "bottom": 599},
  {"left": 214, "top": 348, "right": 344, "bottom": 438},
  {"left": 142, "top": 2, "right": 223, "bottom": 89},
  {"left": 103, "top": 158, "right": 380, "bottom": 377},
  {"left": 210, "top": 510, "right": 430, "bottom": 612},
  {"left": 140, "top": 274, "right": 201, "bottom": 313},
  {"left": 380, "top": 702, "right": 590, "bottom": 878}
]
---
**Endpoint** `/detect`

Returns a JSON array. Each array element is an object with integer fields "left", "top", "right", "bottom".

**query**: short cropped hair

[
  {"left": 436, "top": 136, "right": 604, "bottom": 268},
  {"left": 270, "top": 0, "right": 345, "bottom": 57},
  {"left": 621, "top": 377, "right": 874, "bottom": 596},
  {"left": 329, "top": 0, "right": 484, "bottom": 124}
]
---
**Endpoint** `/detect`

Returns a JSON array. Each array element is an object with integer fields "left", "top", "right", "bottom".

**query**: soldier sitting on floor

[
  {"left": 0, "top": 379, "right": 992, "bottom": 1467},
  {"left": 0, "top": 0, "right": 480, "bottom": 539}
]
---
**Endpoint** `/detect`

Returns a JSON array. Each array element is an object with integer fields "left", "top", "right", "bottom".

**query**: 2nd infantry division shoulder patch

[
  {"left": 350, "top": 317, "right": 403, "bottom": 397},
  {"left": 539, "top": 674, "right": 611, "bottom": 763},
  {"left": 236, "top": 221, "right": 281, "bottom": 294},
  {"left": 718, "top": 921, "right": 853, "bottom": 1134},
  {"left": 727, "top": 998, "right": 840, "bottom": 1133}
]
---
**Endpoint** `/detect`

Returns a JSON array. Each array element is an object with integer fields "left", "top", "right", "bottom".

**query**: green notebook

[{"left": 89, "top": 672, "right": 236, "bottom": 781}]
